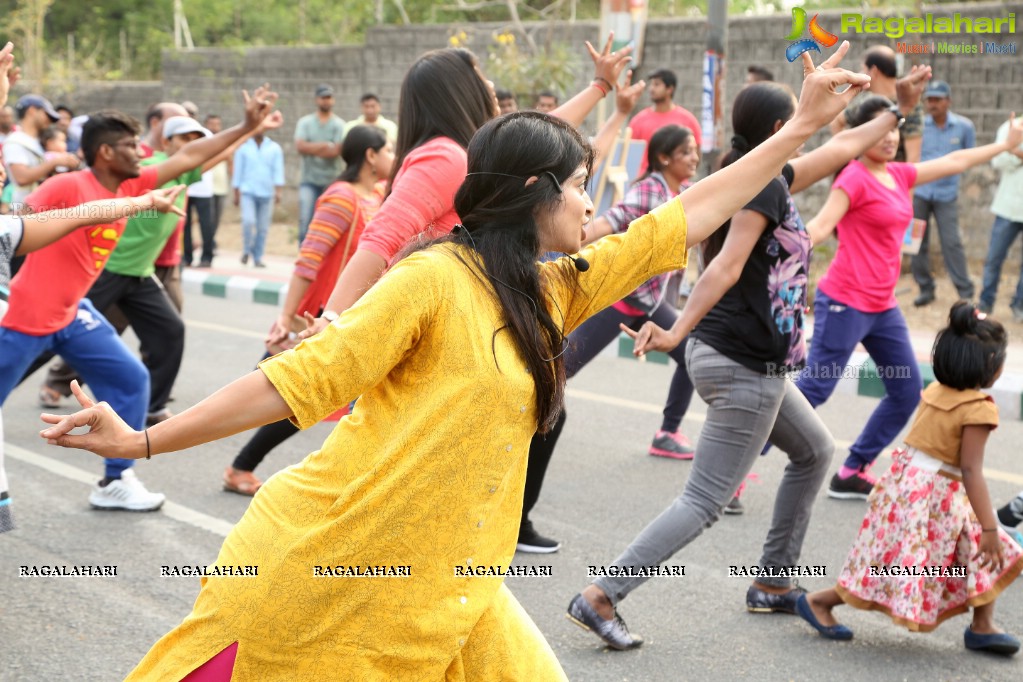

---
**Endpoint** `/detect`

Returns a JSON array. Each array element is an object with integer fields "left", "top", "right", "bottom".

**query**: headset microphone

[{"left": 568, "top": 255, "right": 590, "bottom": 272}]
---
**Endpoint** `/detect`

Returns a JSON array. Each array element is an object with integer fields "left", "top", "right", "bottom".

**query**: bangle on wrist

[
  {"left": 590, "top": 80, "right": 609, "bottom": 97},
  {"left": 982, "top": 528, "right": 998, "bottom": 533},
  {"left": 593, "top": 76, "right": 613, "bottom": 91},
  {"left": 144, "top": 428, "right": 151, "bottom": 460}
]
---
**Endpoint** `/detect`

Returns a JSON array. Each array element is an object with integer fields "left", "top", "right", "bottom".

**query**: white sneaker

[{"left": 89, "top": 470, "right": 165, "bottom": 511}]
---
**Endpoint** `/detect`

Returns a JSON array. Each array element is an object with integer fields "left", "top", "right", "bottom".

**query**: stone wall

[{"left": 35, "top": 2, "right": 1023, "bottom": 268}]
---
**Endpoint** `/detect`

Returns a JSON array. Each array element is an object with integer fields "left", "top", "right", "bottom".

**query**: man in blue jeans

[
  {"left": 911, "top": 80, "right": 976, "bottom": 306},
  {"left": 294, "top": 84, "right": 344, "bottom": 244},
  {"left": 1, "top": 90, "right": 279, "bottom": 512},
  {"left": 233, "top": 129, "right": 284, "bottom": 267},
  {"left": 979, "top": 118, "right": 1023, "bottom": 320}
]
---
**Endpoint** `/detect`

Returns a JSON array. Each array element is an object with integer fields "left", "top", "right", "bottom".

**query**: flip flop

[
  {"left": 222, "top": 467, "right": 262, "bottom": 496},
  {"left": 795, "top": 594, "right": 853, "bottom": 641}
]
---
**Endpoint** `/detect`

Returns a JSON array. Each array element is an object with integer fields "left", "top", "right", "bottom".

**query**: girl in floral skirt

[{"left": 797, "top": 302, "right": 1023, "bottom": 655}]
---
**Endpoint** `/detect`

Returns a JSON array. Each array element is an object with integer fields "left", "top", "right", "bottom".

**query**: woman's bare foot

[{"left": 807, "top": 592, "right": 840, "bottom": 628}]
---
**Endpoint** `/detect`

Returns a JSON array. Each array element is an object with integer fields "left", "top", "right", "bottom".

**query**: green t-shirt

[
  {"left": 105, "top": 153, "right": 201, "bottom": 277},
  {"left": 295, "top": 113, "right": 345, "bottom": 186}
]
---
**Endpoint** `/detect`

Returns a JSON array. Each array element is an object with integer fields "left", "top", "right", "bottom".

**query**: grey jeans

[
  {"left": 911, "top": 195, "right": 974, "bottom": 298},
  {"left": 593, "top": 339, "right": 834, "bottom": 604}
]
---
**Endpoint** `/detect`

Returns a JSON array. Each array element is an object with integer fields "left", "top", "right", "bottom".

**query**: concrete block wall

[{"left": 38, "top": 2, "right": 1022, "bottom": 267}]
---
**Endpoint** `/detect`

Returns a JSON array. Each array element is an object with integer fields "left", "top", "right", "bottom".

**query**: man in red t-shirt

[
  {"left": 0, "top": 89, "right": 279, "bottom": 512},
  {"left": 628, "top": 68, "right": 702, "bottom": 176}
]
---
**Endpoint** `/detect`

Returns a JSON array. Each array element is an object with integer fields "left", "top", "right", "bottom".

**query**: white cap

[{"left": 163, "top": 116, "right": 212, "bottom": 139}]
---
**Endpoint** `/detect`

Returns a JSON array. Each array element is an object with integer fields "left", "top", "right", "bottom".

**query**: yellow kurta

[{"left": 128, "top": 199, "right": 687, "bottom": 681}]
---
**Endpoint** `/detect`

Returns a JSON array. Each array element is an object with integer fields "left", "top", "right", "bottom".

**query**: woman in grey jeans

[{"left": 567, "top": 69, "right": 929, "bottom": 650}]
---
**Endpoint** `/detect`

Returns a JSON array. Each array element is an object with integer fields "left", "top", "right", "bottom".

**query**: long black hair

[
  {"left": 702, "top": 81, "right": 796, "bottom": 265},
  {"left": 337, "top": 125, "right": 388, "bottom": 183},
  {"left": 933, "top": 301, "right": 1007, "bottom": 390},
  {"left": 637, "top": 124, "right": 693, "bottom": 184},
  {"left": 407, "top": 112, "right": 593, "bottom": 432},
  {"left": 389, "top": 48, "right": 497, "bottom": 197}
]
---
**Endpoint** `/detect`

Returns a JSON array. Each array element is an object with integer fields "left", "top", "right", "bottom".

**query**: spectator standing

[
  {"left": 627, "top": 69, "right": 701, "bottom": 175},
  {"left": 497, "top": 88, "right": 518, "bottom": 115},
  {"left": 0, "top": 105, "right": 14, "bottom": 144},
  {"left": 911, "top": 80, "right": 976, "bottom": 306},
  {"left": 183, "top": 168, "right": 216, "bottom": 267},
  {"left": 535, "top": 90, "right": 559, "bottom": 113},
  {"left": 342, "top": 93, "right": 397, "bottom": 142},
  {"left": 979, "top": 119, "right": 1023, "bottom": 320},
  {"left": 4, "top": 95, "right": 78, "bottom": 211},
  {"left": 295, "top": 84, "right": 345, "bottom": 244},
  {"left": 204, "top": 114, "right": 231, "bottom": 240},
  {"left": 746, "top": 65, "right": 775, "bottom": 83},
  {"left": 233, "top": 130, "right": 284, "bottom": 267}
]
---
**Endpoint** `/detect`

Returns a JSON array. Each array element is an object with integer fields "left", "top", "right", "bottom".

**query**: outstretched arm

[
  {"left": 914, "top": 114, "right": 1023, "bottom": 187},
  {"left": 622, "top": 210, "right": 766, "bottom": 354},
  {"left": 682, "top": 43, "right": 869, "bottom": 248},
  {"left": 152, "top": 85, "right": 279, "bottom": 186},
  {"left": 788, "top": 108, "right": 900, "bottom": 194},
  {"left": 16, "top": 186, "right": 186, "bottom": 255},
  {"left": 41, "top": 375, "right": 290, "bottom": 459}
]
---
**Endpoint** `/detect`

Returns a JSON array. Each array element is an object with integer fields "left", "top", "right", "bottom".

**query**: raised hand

[
  {"left": 615, "top": 70, "right": 646, "bottom": 117},
  {"left": 0, "top": 42, "right": 15, "bottom": 108},
  {"left": 242, "top": 83, "right": 279, "bottom": 131},
  {"left": 895, "top": 64, "right": 932, "bottom": 113},
  {"left": 40, "top": 381, "right": 147, "bottom": 459},
  {"left": 586, "top": 33, "right": 633, "bottom": 90},
  {"left": 793, "top": 41, "right": 872, "bottom": 134},
  {"left": 258, "top": 110, "right": 285, "bottom": 133}
]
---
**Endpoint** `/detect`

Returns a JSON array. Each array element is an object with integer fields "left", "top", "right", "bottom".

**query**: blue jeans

[
  {"left": 0, "top": 300, "right": 149, "bottom": 478},
  {"left": 794, "top": 290, "right": 921, "bottom": 471},
  {"left": 297, "top": 182, "right": 328, "bottom": 245},
  {"left": 980, "top": 215, "right": 1023, "bottom": 311},
  {"left": 241, "top": 193, "right": 274, "bottom": 264}
]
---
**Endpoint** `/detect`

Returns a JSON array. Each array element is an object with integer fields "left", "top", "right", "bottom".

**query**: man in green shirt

[{"left": 294, "top": 84, "right": 345, "bottom": 244}]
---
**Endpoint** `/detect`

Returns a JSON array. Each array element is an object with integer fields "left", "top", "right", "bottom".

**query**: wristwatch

[
  {"left": 322, "top": 310, "right": 340, "bottom": 323},
  {"left": 888, "top": 104, "right": 906, "bottom": 129}
]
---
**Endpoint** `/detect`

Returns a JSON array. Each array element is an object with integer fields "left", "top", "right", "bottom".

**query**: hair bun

[{"left": 947, "top": 301, "right": 978, "bottom": 335}]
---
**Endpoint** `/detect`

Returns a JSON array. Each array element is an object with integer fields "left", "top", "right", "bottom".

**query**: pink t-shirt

[
  {"left": 816, "top": 160, "right": 918, "bottom": 313},
  {"left": 357, "top": 136, "right": 465, "bottom": 263},
  {"left": 627, "top": 105, "right": 702, "bottom": 175}
]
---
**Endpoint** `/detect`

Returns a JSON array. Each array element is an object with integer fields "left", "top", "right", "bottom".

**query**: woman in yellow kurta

[{"left": 40, "top": 48, "right": 868, "bottom": 681}]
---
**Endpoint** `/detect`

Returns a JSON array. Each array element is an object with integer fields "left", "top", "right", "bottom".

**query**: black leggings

[{"left": 521, "top": 301, "right": 694, "bottom": 524}]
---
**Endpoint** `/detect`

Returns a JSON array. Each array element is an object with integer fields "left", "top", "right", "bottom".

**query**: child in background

[
  {"left": 40, "top": 126, "right": 70, "bottom": 175},
  {"left": 797, "top": 302, "right": 1023, "bottom": 656}
]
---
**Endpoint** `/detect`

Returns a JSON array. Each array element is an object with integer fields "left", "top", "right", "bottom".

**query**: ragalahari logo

[{"left": 784, "top": 7, "right": 839, "bottom": 62}]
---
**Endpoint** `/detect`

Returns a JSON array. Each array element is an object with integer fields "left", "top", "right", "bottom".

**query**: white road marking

[{"left": 5, "top": 443, "right": 233, "bottom": 537}]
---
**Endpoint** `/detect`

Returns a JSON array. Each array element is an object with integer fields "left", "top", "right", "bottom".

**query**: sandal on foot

[
  {"left": 223, "top": 467, "right": 263, "bottom": 496},
  {"left": 795, "top": 594, "right": 853, "bottom": 640},
  {"left": 39, "top": 385, "right": 64, "bottom": 409}
]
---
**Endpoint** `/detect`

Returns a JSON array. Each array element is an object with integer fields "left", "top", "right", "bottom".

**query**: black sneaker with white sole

[
  {"left": 827, "top": 472, "right": 874, "bottom": 500},
  {"left": 516, "top": 520, "right": 561, "bottom": 553}
]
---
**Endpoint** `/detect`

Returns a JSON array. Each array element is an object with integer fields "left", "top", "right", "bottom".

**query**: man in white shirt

[{"left": 3, "top": 95, "right": 78, "bottom": 211}]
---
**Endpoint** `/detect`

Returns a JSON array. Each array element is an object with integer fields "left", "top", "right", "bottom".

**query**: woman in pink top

[{"left": 799, "top": 95, "right": 1023, "bottom": 501}]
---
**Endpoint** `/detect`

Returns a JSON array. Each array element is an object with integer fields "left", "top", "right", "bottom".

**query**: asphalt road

[{"left": 2, "top": 291, "right": 1022, "bottom": 681}]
